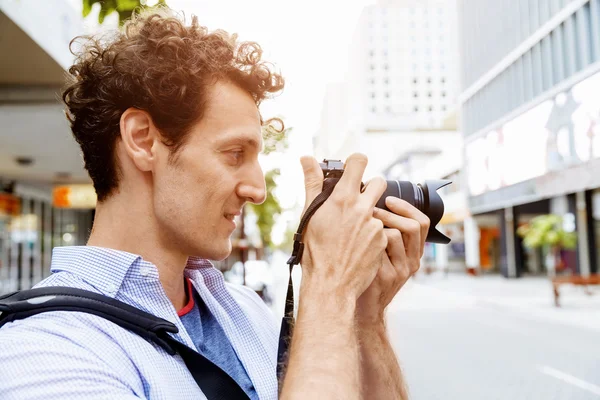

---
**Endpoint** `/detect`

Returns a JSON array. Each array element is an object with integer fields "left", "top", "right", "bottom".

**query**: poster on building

[{"left": 466, "top": 68, "right": 600, "bottom": 197}]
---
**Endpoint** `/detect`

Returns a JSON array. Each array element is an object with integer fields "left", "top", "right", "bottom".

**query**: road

[{"left": 386, "top": 283, "right": 600, "bottom": 400}]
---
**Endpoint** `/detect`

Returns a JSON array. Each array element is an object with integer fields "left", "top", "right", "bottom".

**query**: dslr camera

[{"left": 319, "top": 159, "right": 451, "bottom": 244}]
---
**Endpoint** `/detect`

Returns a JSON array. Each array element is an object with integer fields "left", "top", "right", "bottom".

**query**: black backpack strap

[{"left": 0, "top": 287, "right": 250, "bottom": 400}]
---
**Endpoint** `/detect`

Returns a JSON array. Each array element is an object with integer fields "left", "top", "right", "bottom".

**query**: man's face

[{"left": 152, "top": 80, "right": 266, "bottom": 261}]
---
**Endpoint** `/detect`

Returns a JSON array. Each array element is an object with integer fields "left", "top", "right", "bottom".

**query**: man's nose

[{"left": 238, "top": 167, "right": 267, "bottom": 205}]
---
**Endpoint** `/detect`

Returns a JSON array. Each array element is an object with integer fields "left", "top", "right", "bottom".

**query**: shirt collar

[
  {"left": 50, "top": 246, "right": 215, "bottom": 298},
  {"left": 50, "top": 246, "right": 155, "bottom": 297},
  {"left": 186, "top": 256, "right": 215, "bottom": 270}
]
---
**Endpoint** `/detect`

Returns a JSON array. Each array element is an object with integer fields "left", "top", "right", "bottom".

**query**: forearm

[
  {"left": 357, "top": 320, "right": 408, "bottom": 400},
  {"left": 280, "top": 283, "right": 361, "bottom": 400}
]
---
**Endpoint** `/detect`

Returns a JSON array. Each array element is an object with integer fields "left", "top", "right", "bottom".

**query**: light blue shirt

[
  {"left": 0, "top": 246, "right": 279, "bottom": 399},
  {"left": 179, "top": 279, "right": 259, "bottom": 399}
]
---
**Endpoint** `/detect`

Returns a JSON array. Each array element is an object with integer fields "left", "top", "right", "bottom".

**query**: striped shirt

[{"left": 0, "top": 246, "right": 279, "bottom": 399}]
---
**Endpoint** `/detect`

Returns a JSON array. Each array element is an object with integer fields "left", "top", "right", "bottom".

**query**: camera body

[{"left": 319, "top": 159, "right": 451, "bottom": 244}]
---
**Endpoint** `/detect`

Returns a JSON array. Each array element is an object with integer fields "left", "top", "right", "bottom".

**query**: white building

[
  {"left": 315, "top": 0, "right": 461, "bottom": 177},
  {"left": 352, "top": 0, "right": 459, "bottom": 131},
  {"left": 314, "top": 0, "right": 468, "bottom": 271}
]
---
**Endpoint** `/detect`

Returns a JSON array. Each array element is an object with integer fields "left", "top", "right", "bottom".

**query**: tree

[
  {"left": 517, "top": 214, "right": 577, "bottom": 276},
  {"left": 247, "top": 169, "right": 282, "bottom": 250},
  {"left": 246, "top": 122, "right": 291, "bottom": 252},
  {"left": 82, "top": 0, "right": 167, "bottom": 24}
]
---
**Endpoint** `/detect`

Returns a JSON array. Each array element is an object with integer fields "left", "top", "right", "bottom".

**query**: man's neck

[{"left": 86, "top": 194, "right": 189, "bottom": 310}]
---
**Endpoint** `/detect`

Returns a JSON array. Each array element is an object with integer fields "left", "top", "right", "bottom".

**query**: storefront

[{"left": 0, "top": 183, "right": 94, "bottom": 294}]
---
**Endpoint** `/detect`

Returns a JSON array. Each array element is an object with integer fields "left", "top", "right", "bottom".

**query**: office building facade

[{"left": 459, "top": 0, "right": 600, "bottom": 277}]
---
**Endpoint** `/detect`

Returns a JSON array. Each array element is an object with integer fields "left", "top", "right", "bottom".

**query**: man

[{"left": 0, "top": 7, "right": 429, "bottom": 400}]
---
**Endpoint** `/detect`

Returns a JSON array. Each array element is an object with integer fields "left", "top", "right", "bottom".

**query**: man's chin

[{"left": 207, "top": 241, "right": 233, "bottom": 262}]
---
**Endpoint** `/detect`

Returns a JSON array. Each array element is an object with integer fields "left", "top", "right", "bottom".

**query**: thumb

[{"left": 300, "top": 155, "right": 324, "bottom": 207}]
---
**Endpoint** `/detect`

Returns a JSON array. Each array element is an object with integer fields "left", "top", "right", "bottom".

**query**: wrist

[
  {"left": 299, "top": 276, "right": 357, "bottom": 323},
  {"left": 356, "top": 319, "right": 389, "bottom": 350},
  {"left": 356, "top": 308, "right": 386, "bottom": 329}
]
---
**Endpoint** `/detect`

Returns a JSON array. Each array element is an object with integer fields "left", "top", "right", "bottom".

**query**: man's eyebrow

[{"left": 218, "top": 135, "right": 263, "bottom": 151}]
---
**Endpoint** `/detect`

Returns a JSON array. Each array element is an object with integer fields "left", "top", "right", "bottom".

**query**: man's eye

[{"left": 230, "top": 150, "right": 244, "bottom": 162}]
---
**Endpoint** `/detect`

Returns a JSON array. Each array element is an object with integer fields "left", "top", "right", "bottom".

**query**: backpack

[{"left": 0, "top": 286, "right": 254, "bottom": 400}]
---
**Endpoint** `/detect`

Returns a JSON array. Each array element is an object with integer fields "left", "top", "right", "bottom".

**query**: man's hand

[
  {"left": 280, "top": 153, "right": 389, "bottom": 400},
  {"left": 298, "top": 153, "right": 389, "bottom": 302},
  {"left": 354, "top": 196, "right": 430, "bottom": 400},
  {"left": 356, "top": 196, "right": 430, "bottom": 323}
]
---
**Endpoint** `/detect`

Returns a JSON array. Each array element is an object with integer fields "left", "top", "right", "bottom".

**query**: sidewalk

[
  {"left": 411, "top": 272, "right": 600, "bottom": 332},
  {"left": 266, "top": 250, "right": 600, "bottom": 333}
]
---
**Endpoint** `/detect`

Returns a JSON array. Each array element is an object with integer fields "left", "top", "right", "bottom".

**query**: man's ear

[{"left": 119, "top": 108, "right": 159, "bottom": 172}]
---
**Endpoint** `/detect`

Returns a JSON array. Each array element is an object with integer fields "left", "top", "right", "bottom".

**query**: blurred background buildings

[
  {"left": 0, "top": 0, "right": 93, "bottom": 293},
  {"left": 1, "top": 0, "right": 600, "bottom": 294},
  {"left": 459, "top": 0, "right": 600, "bottom": 278}
]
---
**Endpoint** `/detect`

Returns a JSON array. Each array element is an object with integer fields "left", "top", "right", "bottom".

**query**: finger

[
  {"left": 335, "top": 153, "right": 368, "bottom": 197},
  {"left": 385, "top": 197, "right": 430, "bottom": 257},
  {"left": 373, "top": 207, "right": 421, "bottom": 262},
  {"left": 361, "top": 177, "right": 387, "bottom": 208},
  {"left": 384, "top": 228, "right": 408, "bottom": 273},
  {"left": 300, "top": 156, "right": 324, "bottom": 206}
]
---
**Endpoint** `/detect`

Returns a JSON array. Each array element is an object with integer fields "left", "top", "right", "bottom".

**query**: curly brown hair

[{"left": 62, "top": 7, "right": 285, "bottom": 201}]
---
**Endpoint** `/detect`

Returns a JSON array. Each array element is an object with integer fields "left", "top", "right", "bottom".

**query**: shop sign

[
  {"left": 0, "top": 193, "right": 20, "bottom": 216},
  {"left": 53, "top": 185, "right": 97, "bottom": 209}
]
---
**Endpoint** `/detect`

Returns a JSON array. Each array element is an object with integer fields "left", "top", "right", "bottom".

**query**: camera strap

[{"left": 276, "top": 177, "right": 340, "bottom": 383}]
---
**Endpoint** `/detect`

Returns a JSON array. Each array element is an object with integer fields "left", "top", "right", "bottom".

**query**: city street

[
  {"left": 268, "top": 250, "right": 600, "bottom": 399},
  {"left": 387, "top": 279, "right": 600, "bottom": 400}
]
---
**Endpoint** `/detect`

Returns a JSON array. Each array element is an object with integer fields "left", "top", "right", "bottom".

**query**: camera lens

[{"left": 375, "top": 179, "right": 451, "bottom": 244}]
